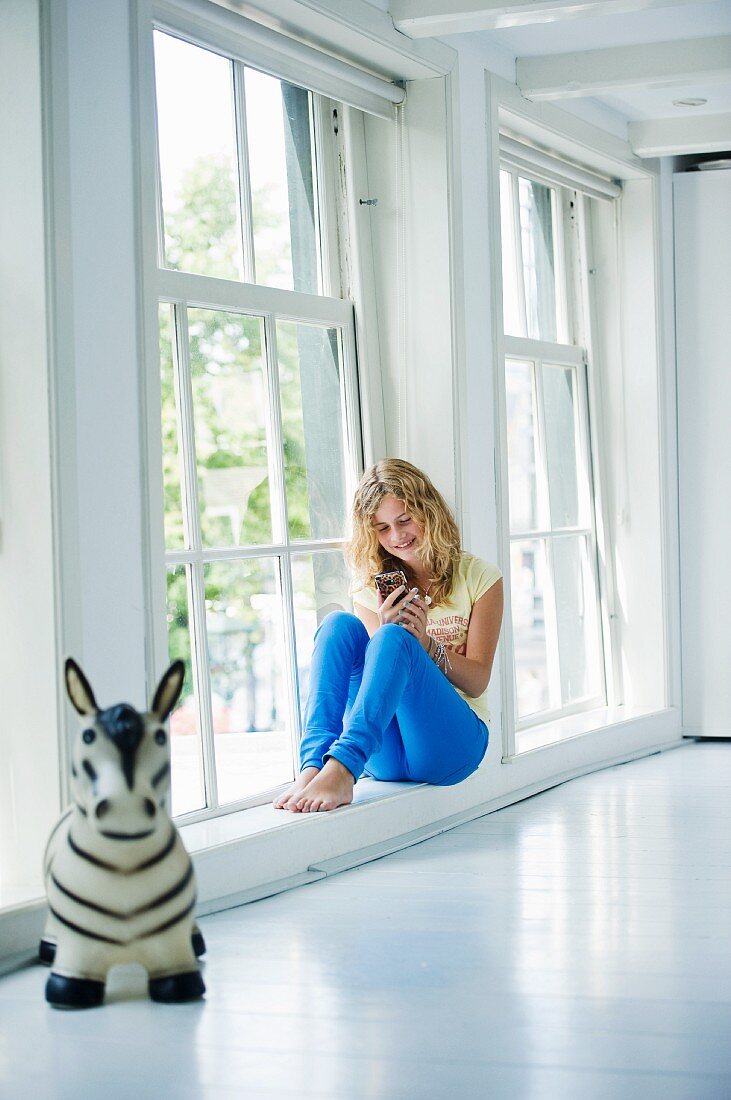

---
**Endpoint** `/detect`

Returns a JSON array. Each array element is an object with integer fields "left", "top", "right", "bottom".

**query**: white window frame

[
  {"left": 138, "top": 14, "right": 369, "bottom": 823},
  {"left": 498, "top": 148, "right": 619, "bottom": 750}
]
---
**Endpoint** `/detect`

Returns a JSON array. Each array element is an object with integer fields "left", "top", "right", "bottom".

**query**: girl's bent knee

[
  {"left": 317, "top": 610, "right": 366, "bottom": 640},
  {"left": 373, "top": 622, "right": 419, "bottom": 650}
]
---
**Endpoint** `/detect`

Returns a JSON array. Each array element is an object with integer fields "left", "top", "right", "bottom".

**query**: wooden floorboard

[{"left": 1, "top": 741, "right": 729, "bottom": 1099}]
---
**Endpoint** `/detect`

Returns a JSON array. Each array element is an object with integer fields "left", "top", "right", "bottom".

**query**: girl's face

[{"left": 372, "top": 495, "right": 424, "bottom": 566}]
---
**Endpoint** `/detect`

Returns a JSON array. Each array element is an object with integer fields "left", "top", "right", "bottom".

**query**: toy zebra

[{"left": 40, "top": 658, "right": 206, "bottom": 1008}]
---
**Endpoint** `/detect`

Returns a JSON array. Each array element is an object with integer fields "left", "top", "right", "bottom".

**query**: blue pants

[{"left": 299, "top": 611, "right": 489, "bottom": 786}]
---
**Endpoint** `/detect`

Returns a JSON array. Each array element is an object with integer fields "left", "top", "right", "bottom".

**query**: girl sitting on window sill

[{"left": 274, "top": 459, "right": 504, "bottom": 813}]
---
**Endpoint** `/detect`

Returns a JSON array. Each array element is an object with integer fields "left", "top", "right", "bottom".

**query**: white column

[
  {"left": 48, "top": 0, "right": 150, "bottom": 706},
  {"left": 675, "top": 168, "right": 731, "bottom": 737},
  {"left": 0, "top": 0, "right": 60, "bottom": 896}
]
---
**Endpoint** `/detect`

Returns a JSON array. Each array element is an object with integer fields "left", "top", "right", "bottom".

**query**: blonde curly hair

[{"left": 346, "top": 459, "right": 461, "bottom": 608}]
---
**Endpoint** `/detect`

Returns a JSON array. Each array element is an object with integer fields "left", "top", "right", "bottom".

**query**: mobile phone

[{"left": 375, "top": 569, "right": 408, "bottom": 600}]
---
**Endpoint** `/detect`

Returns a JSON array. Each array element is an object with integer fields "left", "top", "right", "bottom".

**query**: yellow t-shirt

[{"left": 351, "top": 553, "right": 502, "bottom": 726}]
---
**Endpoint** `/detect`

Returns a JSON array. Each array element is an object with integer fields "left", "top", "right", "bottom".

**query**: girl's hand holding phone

[
  {"left": 376, "top": 583, "right": 407, "bottom": 626},
  {"left": 396, "top": 591, "right": 431, "bottom": 650},
  {"left": 374, "top": 570, "right": 430, "bottom": 649}
]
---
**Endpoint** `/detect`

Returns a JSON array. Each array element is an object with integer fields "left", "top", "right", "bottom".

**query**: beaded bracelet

[{"left": 428, "top": 636, "right": 452, "bottom": 675}]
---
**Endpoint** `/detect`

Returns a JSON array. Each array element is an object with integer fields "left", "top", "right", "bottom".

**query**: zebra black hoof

[
  {"left": 191, "top": 928, "right": 206, "bottom": 957},
  {"left": 149, "top": 970, "right": 205, "bottom": 1003},
  {"left": 46, "top": 972, "right": 105, "bottom": 1009},
  {"left": 38, "top": 938, "right": 56, "bottom": 966}
]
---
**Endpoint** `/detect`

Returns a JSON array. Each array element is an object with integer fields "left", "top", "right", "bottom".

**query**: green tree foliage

[{"left": 164, "top": 154, "right": 242, "bottom": 281}]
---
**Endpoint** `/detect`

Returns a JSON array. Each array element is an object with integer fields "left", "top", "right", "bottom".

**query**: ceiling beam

[
  {"left": 390, "top": 0, "right": 719, "bottom": 38},
  {"left": 517, "top": 35, "right": 731, "bottom": 100},
  {"left": 629, "top": 113, "right": 731, "bottom": 157}
]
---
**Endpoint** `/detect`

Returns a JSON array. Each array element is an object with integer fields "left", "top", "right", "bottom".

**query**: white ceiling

[{"left": 387, "top": 0, "right": 731, "bottom": 155}]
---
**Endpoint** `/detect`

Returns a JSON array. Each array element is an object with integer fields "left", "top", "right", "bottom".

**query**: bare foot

[
  {"left": 289, "top": 757, "right": 355, "bottom": 813},
  {"left": 273, "top": 767, "right": 320, "bottom": 809}
]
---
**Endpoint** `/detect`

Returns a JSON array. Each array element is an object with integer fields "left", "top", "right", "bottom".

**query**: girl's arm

[
  {"left": 445, "top": 580, "right": 504, "bottom": 698},
  {"left": 398, "top": 580, "right": 504, "bottom": 698}
]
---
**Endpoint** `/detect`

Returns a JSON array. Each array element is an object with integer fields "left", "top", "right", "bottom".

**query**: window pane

[
  {"left": 167, "top": 565, "right": 206, "bottom": 816},
  {"left": 154, "top": 32, "right": 243, "bottom": 280},
  {"left": 506, "top": 360, "right": 539, "bottom": 533},
  {"left": 160, "top": 304, "right": 185, "bottom": 549},
  {"left": 542, "top": 364, "right": 580, "bottom": 529},
  {"left": 291, "top": 551, "right": 351, "bottom": 715},
  {"left": 277, "top": 321, "right": 347, "bottom": 540},
  {"left": 188, "top": 309, "right": 272, "bottom": 547},
  {"left": 519, "top": 177, "right": 558, "bottom": 342},
  {"left": 553, "top": 536, "right": 603, "bottom": 705},
  {"left": 205, "top": 558, "right": 294, "bottom": 804},
  {"left": 245, "top": 69, "right": 319, "bottom": 293},
  {"left": 500, "top": 171, "right": 524, "bottom": 336},
  {"left": 510, "top": 540, "right": 550, "bottom": 719}
]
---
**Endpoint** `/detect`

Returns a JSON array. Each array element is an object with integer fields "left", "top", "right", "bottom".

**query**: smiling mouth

[{"left": 393, "top": 538, "right": 416, "bottom": 551}]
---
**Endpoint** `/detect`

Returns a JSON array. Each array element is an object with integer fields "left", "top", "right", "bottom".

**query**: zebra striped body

[{"left": 42, "top": 659, "right": 205, "bottom": 1008}]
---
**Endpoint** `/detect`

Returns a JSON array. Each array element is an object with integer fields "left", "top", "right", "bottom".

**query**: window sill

[
  {"left": 512, "top": 703, "right": 671, "bottom": 757},
  {"left": 178, "top": 777, "right": 420, "bottom": 856}
]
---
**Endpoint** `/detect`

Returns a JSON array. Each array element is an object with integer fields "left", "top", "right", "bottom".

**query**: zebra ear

[
  {"left": 150, "top": 660, "right": 185, "bottom": 723},
  {"left": 65, "top": 658, "right": 99, "bottom": 716}
]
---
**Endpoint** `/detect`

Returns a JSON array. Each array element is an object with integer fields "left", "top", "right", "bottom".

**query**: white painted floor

[{"left": 1, "top": 741, "right": 730, "bottom": 1099}]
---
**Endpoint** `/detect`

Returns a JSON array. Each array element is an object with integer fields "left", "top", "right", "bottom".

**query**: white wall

[
  {"left": 0, "top": 0, "right": 60, "bottom": 896},
  {"left": 675, "top": 169, "right": 731, "bottom": 737}
]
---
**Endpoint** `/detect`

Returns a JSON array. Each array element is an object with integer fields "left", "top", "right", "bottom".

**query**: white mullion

[
  {"left": 187, "top": 559, "right": 219, "bottom": 810},
  {"left": 314, "top": 98, "right": 341, "bottom": 300},
  {"left": 531, "top": 359, "right": 551, "bottom": 535},
  {"left": 541, "top": 535, "right": 562, "bottom": 714},
  {"left": 157, "top": 267, "right": 353, "bottom": 325},
  {"left": 533, "top": 358, "right": 562, "bottom": 712},
  {"left": 279, "top": 550, "right": 302, "bottom": 780},
  {"left": 262, "top": 315, "right": 288, "bottom": 544},
  {"left": 308, "top": 92, "right": 326, "bottom": 298},
  {"left": 232, "top": 60, "right": 256, "bottom": 283},
  {"left": 261, "top": 314, "right": 300, "bottom": 777},
  {"left": 577, "top": 194, "right": 620, "bottom": 708},
  {"left": 151, "top": 67, "right": 166, "bottom": 268},
  {"left": 504, "top": 334, "right": 583, "bottom": 366},
  {"left": 575, "top": 357, "right": 608, "bottom": 704},
  {"left": 510, "top": 526, "right": 592, "bottom": 542},
  {"left": 164, "top": 536, "right": 346, "bottom": 566},
  {"left": 173, "top": 303, "right": 219, "bottom": 810},
  {"left": 578, "top": 530, "right": 600, "bottom": 697},
  {"left": 512, "top": 170, "right": 528, "bottom": 338},
  {"left": 562, "top": 188, "right": 584, "bottom": 350},
  {"left": 340, "top": 315, "right": 365, "bottom": 489},
  {"left": 172, "top": 304, "right": 199, "bottom": 552},
  {"left": 574, "top": 361, "right": 595, "bottom": 551},
  {"left": 516, "top": 692, "right": 609, "bottom": 733},
  {"left": 552, "top": 186, "right": 569, "bottom": 345}
]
